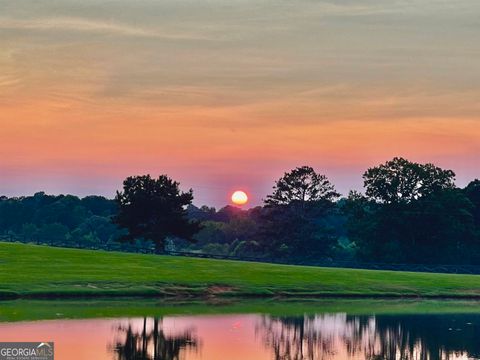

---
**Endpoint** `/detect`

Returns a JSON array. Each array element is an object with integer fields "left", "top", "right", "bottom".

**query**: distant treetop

[
  {"left": 363, "top": 157, "right": 456, "bottom": 204},
  {"left": 265, "top": 166, "right": 340, "bottom": 207}
]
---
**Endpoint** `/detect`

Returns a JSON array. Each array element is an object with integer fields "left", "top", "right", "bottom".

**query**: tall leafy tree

[
  {"left": 346, "top": 159, "right": 477, "bottom": 264},
  {"left": 363, "top": 157, "right": 456, "bottom": 204},
  {"left": 114, "top": 175, "right": 200, "bottom": 253},
  {"left": 265, "top": 166, "right": 339, "bottom": 208},
  {"left": 261, "top": 166, "right": 340, "bottom": 260}
]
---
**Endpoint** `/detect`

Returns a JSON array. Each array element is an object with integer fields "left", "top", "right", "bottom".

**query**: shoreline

[
  {"left": 2, "top": 297, "right": 480, "bottom": 323},
  {"left": 4, "top": 290, "right": 480, "bottom": 300}
]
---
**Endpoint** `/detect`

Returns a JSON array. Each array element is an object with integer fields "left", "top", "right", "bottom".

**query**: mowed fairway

[{"left": 1, "top": 242, "right": 480, "bottom": 298}]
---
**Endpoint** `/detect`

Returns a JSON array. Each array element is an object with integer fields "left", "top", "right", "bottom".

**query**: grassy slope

[{"left": 2, "top": 242, "right": 480, "bottom": 298}]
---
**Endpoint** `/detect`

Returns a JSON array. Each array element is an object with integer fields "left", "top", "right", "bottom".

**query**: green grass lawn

[{"left": 1, "top": 242, "right": 480, "bottom": 299}]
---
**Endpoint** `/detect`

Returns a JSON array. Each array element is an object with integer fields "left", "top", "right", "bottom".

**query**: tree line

[{"left": 1, "top": 157, "right": 480, "bottom": 265}]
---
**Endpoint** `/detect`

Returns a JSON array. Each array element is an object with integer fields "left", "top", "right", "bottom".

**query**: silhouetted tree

[
  {"left": 260, "top": 167, "right": 340, "bottom": 260},
  {"left": 346, "top": 159, "right": 477, "bottom": 263},
  {"left": 363, "top": 157, "right": 456, "bottom": 204},
  {"left": 265, "top": 166, "right": 339, "bottom": 208},
  {"left": 114, "top": 175, "right": 201, "bottom": 253}
]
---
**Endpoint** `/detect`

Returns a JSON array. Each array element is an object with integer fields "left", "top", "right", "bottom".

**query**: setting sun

[{"left": 231, "top": 190, "right": 248, "bottom": 206}]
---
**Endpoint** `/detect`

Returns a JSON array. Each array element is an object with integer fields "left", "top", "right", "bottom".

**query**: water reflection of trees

[
  {"left": 111, "top": 317, "right": 199, "bottom": 360},
  {"left": 258, "top": 314, "right": 480, "bottom": 360},
  {"left": 258, "top": 315, "right": 337, "bottom": 359}
]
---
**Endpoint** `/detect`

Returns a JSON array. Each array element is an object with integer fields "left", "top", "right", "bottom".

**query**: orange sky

[{"left": 1, "top": 1, "right": 480, "bottom": 206}]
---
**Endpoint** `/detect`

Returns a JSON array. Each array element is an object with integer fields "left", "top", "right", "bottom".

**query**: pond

[{"left": 0, "top": 300, "right": 479, "bottom": 359}]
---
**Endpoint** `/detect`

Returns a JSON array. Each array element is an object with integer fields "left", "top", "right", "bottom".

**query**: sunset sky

[{"left": 1, "top": 0, "right": 480, "bottom": 206}]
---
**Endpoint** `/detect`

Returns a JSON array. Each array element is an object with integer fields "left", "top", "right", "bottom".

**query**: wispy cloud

[
  {"left": 0, "top": 16, "right": 212, "bottom": 40},
  {"left": 0, "top": 74, "right": 20, "bottom": 89}
]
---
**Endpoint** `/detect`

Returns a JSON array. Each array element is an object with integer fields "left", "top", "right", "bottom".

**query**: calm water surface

[{"left": 0, "top": 312, "right": 479, "bottom": 359}]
